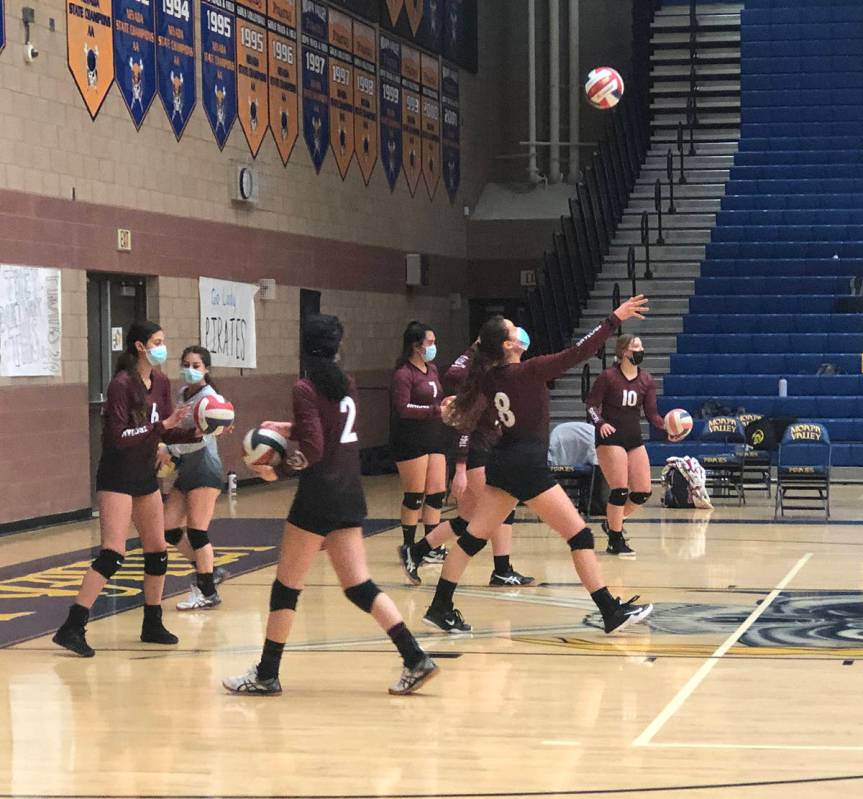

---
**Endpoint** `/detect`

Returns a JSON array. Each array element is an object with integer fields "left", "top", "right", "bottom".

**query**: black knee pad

[
  {"left": 457, "top": 531, "right": 488, "bottom": 557},
  {"left": 92, "top": 548, "right": 124, "bottom": 579},
  {"left": 144, "top": 550, "right": 168, "bottom": 576},
  {"left": 567, "top": 527, "right": 594, "bottom": 551},
  {"left": 344, "top": 580, "right": 381, "bottom": 613},
  {"left": 503, "top": 510, "right": 516, "bottom": 526},
  {"left": 424, "top": 491, "right": 446, "bottom": 510},
  {"left": 164, "top": 527, "right": 183, "bottom": 546},
  {"left": 608, "top": 487, "right": 630, "bottom": 507},
  {"left": 270, "top": 579, "right": 301, "bottom": 611},
  {"left": 187, "top": 528, "right": 210, "bottom": 550},
  {"left": 629, "top": 491, "right": 652, "bottom": 506},
  {"left": 451, "top": 515, "right": 469, "bottom": 537},
  {"left": 402, "top": 492, "right": 424, "bottom": 511}
]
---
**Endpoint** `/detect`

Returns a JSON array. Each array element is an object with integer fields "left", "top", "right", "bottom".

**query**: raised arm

[
  {"left": 392, "top": 367, "right": 441, "bottom": 420},
  {"left": 523, "top": 315, "right": 621, "bottom": 384}
]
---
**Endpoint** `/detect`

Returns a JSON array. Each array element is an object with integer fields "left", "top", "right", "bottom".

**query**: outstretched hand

[{"left": 613, "top": 295, "right": 649, "bottom": 322}]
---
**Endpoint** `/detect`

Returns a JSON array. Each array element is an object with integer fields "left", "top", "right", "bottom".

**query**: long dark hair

[
  {"left": 448, "top": 315, "right": 509, "bottom": 429},
  {"left": 395, "top": 320, "right": 432, "bottom": 368},
  {"left": 303, "top": 314, "right": 349, "bottom": 401},
  {"left": 180, "top": 345, "right": 218, "bottom": 392},
  {"left": 115, "top": 320, "right": 162, "bottom": 424}
]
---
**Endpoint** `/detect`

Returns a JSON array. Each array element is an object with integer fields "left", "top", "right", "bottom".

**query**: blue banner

[
  {"left": 443, "top": 0, "right": 476, "bottom": 72},
  {"left": 379, "top": 33, "right": 402, "bottom": 192},
  {"left": 113, "top": 0, "right": 157, "bottom": 129},
  {"left": 156, "top": 0, "right": 196, "bottom": 140},
  {"left": 301, "top": 0, "right": 329, "bottom": 173},
  {"left": 441, "top": 62, "right": 459, "bottom": 201},
  {"left": 416, "top": 0, "right": 442, "bottom": 53},
  {"left": 201, "top": 0, "right": 237, "bottom": 149}
]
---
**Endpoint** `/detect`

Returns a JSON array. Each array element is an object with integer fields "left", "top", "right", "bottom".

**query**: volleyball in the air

[
  {"left": 585, "top": 67, "right": 624, "bottom": 110},
  {"left": 665, "top": 408, "right": 694, "bottom": 441},
  {"left": 194, "top": 394, "right": 235, "bottom": 436}
]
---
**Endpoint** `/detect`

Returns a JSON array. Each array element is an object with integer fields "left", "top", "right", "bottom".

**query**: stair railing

[
  {"left": 641, "top": 211, "right": 654, "bottom": 280},
  {"left": 667, "top": 149, "right": 677, "bottom": 213},
  {"left": 654, "top": 179, "right": 665, "bottom": 245}
]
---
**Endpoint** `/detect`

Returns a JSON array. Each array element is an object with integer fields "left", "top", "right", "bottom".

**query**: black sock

[
  {"left": 387, "top": 622, "right": 425, "bottom": 669},
  {"left": 493, "top": 554, "right": 511, "bottom": 574},
  {"left": 402, "top": 524, "right": 417, "bottom": 547},
  {"left": 196, "top": 572, "right": 217, "bottom": 597},
  {"left": 67, "top": 603, "right": 89, "bottom": 627},
  {"left": 257, "top": 638, "right": 285, "bottom": 681},
  {"left": 591, "top": 587, "right": 618, "bottom": 617},
  {"left": 143, "top": 604, "right": 163, "bottom": 623},
  {"left": 431, "top": 578, "right": 458, "bottom": 612},
  {"left": 423, "top": 522, "right": 439, "bottom": 540},
  {"left": 411, "top": 537, "right": 433, "bottom": 562}
]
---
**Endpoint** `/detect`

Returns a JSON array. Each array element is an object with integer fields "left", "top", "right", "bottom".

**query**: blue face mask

[
  {"left": 146, "top": 344, "right": 168, "bottom": 366},
  {"left": 181, "top": 366, "right": 204, "bottom": 385},
  {"left": 515, "top": 327, "right": 531, "bottom": 352},
  {"left": 423, "top": 344, "right": 437, "bottom": 363}
]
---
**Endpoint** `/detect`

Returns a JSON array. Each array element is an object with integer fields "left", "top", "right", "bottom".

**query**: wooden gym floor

[{"left": 2, "top": 475, "right": 863, "bottom": 798}]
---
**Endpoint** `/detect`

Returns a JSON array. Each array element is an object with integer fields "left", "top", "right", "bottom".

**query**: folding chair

[
  {"left": 548, "top": 422, "right": 598, "bottom": 519},
  {"left": 774, "top": 422, "right": 831, "bottom": 520},
  {"left": 698, "top": 416, "right": 746, "bottom": 504},
  {"left": 738, "top": 414, "right": 773, "bottom": 498}
]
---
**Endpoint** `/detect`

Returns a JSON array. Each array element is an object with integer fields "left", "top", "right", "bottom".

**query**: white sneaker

[
  {"left": 388, "top": 656, "right": 439, "bottom": 695},
  {"left": 223, "top": 664, "right": 282, "bottom": 695},
  {"left": 177, "top": 585, "right": 221, "bottom": 611}
]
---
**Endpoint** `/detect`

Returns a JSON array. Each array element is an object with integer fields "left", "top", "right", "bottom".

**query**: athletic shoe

[
  {"left": 422, "top": 605, "right": 472, "bottom": 633},
  {"left": 222, "top": 665, "right": 282, "bottom": 696},
  {"left": 52, "top": 623, "right": 95, "bottom": 657},
  {"left": 603, "top": 595, "right": 653, "bottom": 634},
  {"left": 603, "top": 521, "right": 636, "bottom": 558},
  {"left": 388, "top": 656, "right": 440, "bottom": 695},
  {"left": 397, "top": 545, "right": 421, "bottom": 585},
  {"left": 140, "top": 618, "right": 179, "bottom": 645},
  {"left": 177, "top": 585, "right": 222, "bottom": 611},
  {"left": 489, "top": 568, "right": 535, "bottom": 586},
  {"left": 214, "top": 566, "right": 229, "bottom": 585},
  {"left": 422, "top": 545, "right": 448, "bottom": 565}
]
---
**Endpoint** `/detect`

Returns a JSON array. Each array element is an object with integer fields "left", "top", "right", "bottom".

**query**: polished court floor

[{"left": 2, "top": 475, "right": 863, "bottom": 798}]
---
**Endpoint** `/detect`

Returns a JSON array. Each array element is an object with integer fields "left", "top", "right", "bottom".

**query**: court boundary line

[
  {"left": 647, "top": 742, "right": 863, "bottom": 752},
  {"left": 632, "top": 552, "right": 813, "bottom": 748}
]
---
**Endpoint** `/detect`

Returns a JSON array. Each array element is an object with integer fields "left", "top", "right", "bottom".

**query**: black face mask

[{"left": 628, "top": 350, "right": 645, "bottom": 365}]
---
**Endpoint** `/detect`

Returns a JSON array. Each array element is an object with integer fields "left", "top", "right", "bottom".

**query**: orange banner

[
  {"left": 401, "top": 44, "right": 421, "bottom": 196},
  {"left": 385, "top": 0, "right": 404, "bottom": 27},
  {"left": 352, "top": 20, "right": 377, "bottom": 185},
  {"left": 236, "top": 0, "right": 269, "bottom": 157},
  {"left": 268, "top": 0, "right": 299, "bottom": 165},
  {"left": 421, "top": 52, "right": 440, "bottom": 199},
  {"left": 67, "top": 0, "right": 115, "bottom": 118},
  {"left": 328, "top": 8, "right": 354, "bottom": 179},
  {"left": 404, "top": 0, "right": 422, "bottom": 36}
]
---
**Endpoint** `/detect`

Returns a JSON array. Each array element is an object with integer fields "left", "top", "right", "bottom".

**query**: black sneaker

[
  {"left": 52, "top": 623, "right": 95, "bottom": 657},
  {"left": 603, "top": 595, "right": 653, "bottom": 634},
  {"left": 489, "top": 568, "right": 535, "bottom": 587},
  {"left": 422, "top": 545, "right": 448, "bottom": 565},
  {"left": 389, "top": 656, "right": 439, "bottom": 695},
  {"left": 397, "top": 545, "right": 421, "bottom": 585},
  {"left": 603, "top": 521, "right": 636, "bottom": 558},
  {"left": 423, "top": 605, "right": 472, "bottom": 633},
  {"left": 141, "top": 618, "right": 180, "bottom": 645}
]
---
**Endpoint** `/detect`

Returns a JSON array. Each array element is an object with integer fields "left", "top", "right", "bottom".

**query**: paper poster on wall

[
  {"left": 353, "top": 20, "right": 378, "bottom": 185},
  {"left": 0, "top": 265, "right": 62, "bottom": 377},
  {"left": 68, "top": 0, "right": 115, "bottom": 119},
  {"left": 113, "top": 0, "right": 156, "bottom": 129},
  {"left": 201, "top": 0, "right": 238, "bottom": 150},
  {"left": 401, "top": 44, "right": 422, "bottom": 197},
  {"left": 199, "top": 277, "right": 258, "bottom": 368},
  {"left": 328, "top": 9, "right": 354, "bottom": 180},
  {"left": 156, "top": 0, "right": 196, "bottom": 140},
  {"left": 379, "top": 34, "right": 402, "bottom": 191},
  {"left": 236, "top": 0, "right": 269, "bottom": 156},
  {"left": 420, "top": 52, "right": 440, "bottom": 199},
  {"left": 441, "top": 62, "right": 460, "bottom": 201},
  {"left": 268, "top": 0, "right": 299, "bottom": 165}
]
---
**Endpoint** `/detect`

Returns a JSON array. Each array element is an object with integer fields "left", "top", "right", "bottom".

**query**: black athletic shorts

[
  {"left": 287, "top": 475, "right": 367, "bottom": 537},
  {"left": 391, "top": 435, "right": 447, "bottom": 462},
  {"left": 96, "top": 462, "right": 159, "bottom": 497},
  {"left": 595, "top": 427, "right": 644, "bottom": 453},
  {"left": 391, "top": 418, "right": 447, "bottom": 463},
  {"left": 485, "top": 444, "right": 557, "bottom": 503}
]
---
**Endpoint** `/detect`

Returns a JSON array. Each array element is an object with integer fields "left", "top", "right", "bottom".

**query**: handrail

[
  {"left": 654, "top": 179, "right": 665, "bottom": 246},
  {"left": 641, "top": 211, "right": 654, "bottom": 280},
  {"left": 667, "top": 149, "right": 677, "bottom": 214},
  {"left": 627, "top": 245, "right": 637, "bottom": 297},
  {"left": 612, "top": 282, "right": 622, "bottom": 334},
  {"left": 580, "top": 363, "right": 591, "bottom": 403},
  {"left": 677, "top": 121, "right": 688, "bottom": 184}
]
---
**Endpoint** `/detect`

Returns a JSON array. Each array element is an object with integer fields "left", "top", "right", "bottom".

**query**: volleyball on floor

[
  {"left": 665, "top": 408, "right": 694, "bottom": 440},
  {"left": 194, "top": 395, "right": 235, "bottom": 436},
  {"left": 585, "top": 67, "right": 624, "bottom": 109},
  {"left": 243, "top": 427, "right": 288, "bottom": 467}
]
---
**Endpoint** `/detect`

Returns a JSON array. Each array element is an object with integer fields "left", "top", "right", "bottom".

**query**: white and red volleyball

[
  {"left": 665, "top": 408, "right": 694, "bottom": 441},
  {"left": 242, "top": 427, "right": 288, "bottom": 467},
  {"left": 585, "top": 67, "right": 624, "bottom": 110},
  {"left": 194, "top": 395, "right": 235, "bottom": 436}
]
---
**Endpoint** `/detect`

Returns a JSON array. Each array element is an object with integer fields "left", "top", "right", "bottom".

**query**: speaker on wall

[{"left": 406, "top": 253, "right": 429, "bottom": 287}]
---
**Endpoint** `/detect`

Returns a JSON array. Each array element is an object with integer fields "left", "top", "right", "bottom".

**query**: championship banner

[
  {"left": 353, "top": 20, "right": 378, "bottom": 185},
  {"left": 236, "top": 0, "right": 269, "bottom": 157},
  {"left": 267, "top": 0, "right": 299, "bottom": 165},
  {"left": 404, "top": 0, "right": 421, "bottom": 36},
  {"left": 68, "top": 0, "right": 115, "bottom": 119},
  {"left": 156, "top": 0, "right": 196, "bottom": 139},
  {"left": 328, "top": 9, "right": 354, "bottom": 179},
  {"left": 441, "top": 62, "right": 460, "bottom": 201},
  {"left": 201, "top": 0, "right": 237, "bottom": 150},
  {"left": 384, "top": 0, "right": 403, "bottom": 27},
  {"left": 199, "top": 277, "right": 258, "bottom": 368},
  {"left": 443, "top": 0, "right": 476, "bottom": 72},
  {"left": 330, "top": 0, "right": 378, "bottom": 22},
  {"left": 379, "top": 34, "right": 402, "bottom": 191},
  {"left": 420, "top": 52, "right": 440, "bottom": 199},
  {"left": 416, "top": 0, "right": 443, "bottom": 54},
  {"left": 301, "top": 1, "right": 329, "bottom": 173},
  {"left": 0, "top": 0, "right": 5, "bottom": 56},
  {"left": 113, "top": 0, "right": 156, "bottom": 128},
  {"left": 401, "top": 44, "right": 422, "bottom": 197}
]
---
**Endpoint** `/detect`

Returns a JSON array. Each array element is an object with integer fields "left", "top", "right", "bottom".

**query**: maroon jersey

[
  {"left": 391, "top": 360, "right": 445, "bottom": 448},
  {"left": 586, "top": 365, "right": 664, "bottom": 438},
  {"left": 445, "top": 345, "right": 499, "bottom": 463},
  {"left": 481, "top": 315, "right": 620, "bottom": 453}
]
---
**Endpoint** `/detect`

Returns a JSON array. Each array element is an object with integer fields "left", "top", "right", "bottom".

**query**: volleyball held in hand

[
  {"left": 194, "top": 394, "right": 235, "bottom": 436},
  {"left": 585, "top": 67, "right": 624, "bottom": 109},
  {"left": 242, "top": 427, "right": 288, "bottom": 467},
  {"left": 665, "top": 408, "right": 694, "bottom": 441}
]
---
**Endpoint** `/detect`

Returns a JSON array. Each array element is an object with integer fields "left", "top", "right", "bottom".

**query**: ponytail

[
  {"left": 305, "top": 355, "right": 350, "bottom": 401},
  {"left": 448, "top": 316, "right": 508, "bottom": 430}
]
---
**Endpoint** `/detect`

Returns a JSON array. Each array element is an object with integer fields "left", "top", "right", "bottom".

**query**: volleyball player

[
  {"left": 223, "top": 315, "right": 438, "bottom": 696},
  {"left": 391, "top": 321, "right": 448, "bottom": 563},
  {"left": 587, "top": 334, "right": 676, "bottom": 558},
  {"left": 53, "top": 321, "right": 198, "bottom": 657},
  {"left": 398, "top": 340, "right": 534, "bottom": 586},
  {"left": 423, "top": 297, "right": 654, "bottom": 634}
]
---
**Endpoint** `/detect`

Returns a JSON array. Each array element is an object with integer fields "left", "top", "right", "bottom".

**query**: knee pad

[
  {"left": 144, "top": 550, "right": 168, "bottom": 576},
  {"left": 187, "top": 528, "right": 210, "bottom": 550},
  {"left": 164, "top": 527, "right": 183, "bottom": 546},
  {"left": 424, "top": 491, "right": 446, "bottom": 510},
  {"left": 457, "top": 531, "right": 488, "bottom": 557},
  {"left": 92, "top": 549, "right": 124, "bottom": 579},
  {"left": 567, "top": 527, "right": 594, "bottom": 551},
  {"left": 344, "top": 580, "right": 381, "bottom": 613},
  {"left": 608, "top": 487, "right": 630, "bottom": 507},
  {"left": 450, "top": 515, "right": 469, "bottom": 537},
  {"left": 503, "top": 510, "right": 516, "bottom": 526},
  {"left": 629, "top": 491, "right": 652, "bottom": 506},
  {"left": 269, "top": 579, "right": 301, "bottom": 612},
  {"left": 402, "top": 492, "right": 424, "bottom": 511}
]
